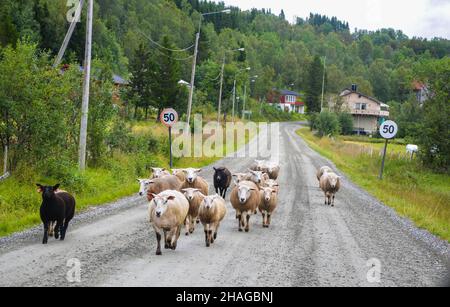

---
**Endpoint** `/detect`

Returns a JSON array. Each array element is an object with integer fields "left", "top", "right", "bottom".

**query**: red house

[{"left": 267, "top": 89, "right": 305, "bottom": 114}]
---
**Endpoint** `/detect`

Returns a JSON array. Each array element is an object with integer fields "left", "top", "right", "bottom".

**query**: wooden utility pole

[
  {"left": 187, "top": 32, "right": 200, "bottom": 127},
  {"left": 217, "top": 56, "right": 225, "bottom": 123},
  {"left": 78, "top": 0, "right": 93, "bottom": 170}
]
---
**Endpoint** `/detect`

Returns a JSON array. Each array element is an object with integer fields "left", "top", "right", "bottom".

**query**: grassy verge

[
  {"left": 0, "top": 119, "right": 256, "bottom": 237},
  {"left": 296, "top": 127, "right": 450, "bottom": 242}
]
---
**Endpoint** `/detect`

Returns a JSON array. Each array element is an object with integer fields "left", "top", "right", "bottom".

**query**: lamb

[
  {"left": 172, "top": 169, "right": 186, "bottom": 182},
  {"left": 259, "top": 187, "right": 278, "bottom": 228},
  {"left": 213, "top": 167, "right": 232, "bottom": 198},
  {"left": 230, "top": 181, "right": 260, "bottom": 232},
  {"left": 151, "top": 167, "right": 170, "bottom": 179},
  {"left": 245, "top": 170, "right": 267, "bottom": 188},
  {"left": 319, "top": 172, "right": 341, "bottom": 207},
  {"left": 249, "top": 160, "right": 268, "bottom": 172},
  {"left": 181, "top": 188, "right": 206, "bottom": 235},
  {"left": 265, "top": 162, "right": 280, "bottom": 180},
  {"left": 37, "top": 184, "right": 76, "bottom": 244},
  {"left": 198, "top": 194, "right": 227, "bottom": 247},
  {"left": 263, "top": 179, "right": 280, "bottom": 193},
  {"left": 149, "top": 190, "right": 189, "bottom": 255},
  {"left": 316, "top": 166, "right": 333, "bottom": 182},
  {"left": 146, "top": 175, "right": 182, "bottom": 201},
  {"left": 137, "top": 179, "right": 152, "bottom": 196},
  {"left": 181, "top": 168, "right": 209, "bottom": 196},
  {"left": 232, "top": 173, "right": 249, "bottom": 185}
]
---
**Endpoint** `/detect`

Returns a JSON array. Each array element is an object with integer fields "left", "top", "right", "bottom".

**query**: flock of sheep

[
  {"left": 35, "top": 161, "right": 341, "bottom": 252},
  {"left": 137, "top": 161, "right": 341, "bottom": 256}
]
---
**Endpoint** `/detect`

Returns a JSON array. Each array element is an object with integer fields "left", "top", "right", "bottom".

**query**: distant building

[
  {"left": 338, "top": 85, "right": 390, "bottom": 135},
  {"left": 412, "top": 81, "right": 429, "bottom": 105},
  {"left": 267, "top": 89, "right": 305, "bottom": 114}
]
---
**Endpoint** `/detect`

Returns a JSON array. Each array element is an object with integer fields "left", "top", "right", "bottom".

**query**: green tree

[
  {"left": 316, "top": 111, "right": 340, "bottom": 137},
  {"left": 338, "top": 112, "right": 354, "bottom": 135},
  {"left": 305, "top": 56, "right": 323, "bottom": 114}
]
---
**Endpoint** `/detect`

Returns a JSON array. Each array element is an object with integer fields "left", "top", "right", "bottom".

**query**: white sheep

[
  {"left": 265, "top": 162, "right": 280, "bottom": 180},
  {"left": 181, "top": 168, "right": 209, "bottom": 195},
  {"left": 259, "top": 187, "right": 278, "bottom": 228},
  {"left": 137, "top": 179, "right": 152, "bottom": 197},
  {"left": 151, "top": 167, "right": 171, "bottom": 179},
  {"left": 172, "top": 169, "right": 186, "bottom": 182},
  {"left": 245, "top": 169, "right": 267, "bottom": 188},
  {"left": 319, "top": 172, "right": 341, "bottom": 207},
  {"left": 149, "top": 190, "right": 189, "bottom": 255},
  {"left": 146, "top": 175, "right": 182, "bottom": 201},
  {"left": 316, "top": 166, "right": 333, "bottom": 187},
  {"left": 406, "top": 144, "right": 419, "bottom": 160},
  {"left": 198, "top": 194, "right": 227, "bottom": 247},
  {"left": 230, "top": 181, "right": 260, "bottom": 232},
  {"left": 181, "top": 188, "right": 206, "bottom": 236},
  {"left": 263, "top": 179, "right": 280, "bottom": 193},
  {"left": 250, "top": 160, "right": 268, "bottom": 172}
]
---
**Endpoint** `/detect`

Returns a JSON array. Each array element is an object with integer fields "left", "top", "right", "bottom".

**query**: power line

[{"left": 137, "top": 29, "right": 195, "bottom": 53}]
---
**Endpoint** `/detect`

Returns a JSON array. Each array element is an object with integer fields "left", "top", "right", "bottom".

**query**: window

[
  {"left": 285, "top": 95, "right": 296, "bottom": 103},
  {"left": 355, "top": 103, "right": 367, "bottom": 110}
]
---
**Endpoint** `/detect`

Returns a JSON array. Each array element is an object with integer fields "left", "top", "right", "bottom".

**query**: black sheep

[
  {"left": 37, "top": 184, "right": 76, "bottom": 244},
  {"left": 213, "top": 167, "right": 232, "bottom": 198}
]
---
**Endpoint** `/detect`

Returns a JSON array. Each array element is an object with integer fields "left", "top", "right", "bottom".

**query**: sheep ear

[
  {"left": 181, "top": 189, "right": 188, "bottom": 193},
  {"left": 53, "top": 184, "right": 60, "bottom": 191},
  {"left": 198, "top": 192, "right": 207, "bottom": 198},
  {"left": 213, "top": 167, "right": 217, "bottom": 171},
  {"left": 196, "top": 169, "right": 202, "bottom": 173},
  {"left": 167, "top": 196, "right": 176, "bottom": 201},
  {"left": 36, "top": 184, "right": 43, "bottom": 193}
]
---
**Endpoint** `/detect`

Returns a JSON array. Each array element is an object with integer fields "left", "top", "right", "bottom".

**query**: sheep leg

[
  {"left": 238, "top": 211, "right": 243, "bottom": 232},
  {"left": 245, "top": 212, "right": 251, "bottom": 232},
  {"left": 48, "top": 222, "right": 55, "bottom": 237},
  {"left": 54, "top": 220, "right": 62, "bottom": 240},
  {"left": 172, "top": 226, "right": 181, "bottom": 250},
  {"left": 332, "top": 194, "right": 335, "bottom": 207},
  {"left": 155, "top": 231, "right": 162, "bottom": 256},
  {"left": 42, "top": 222, "right": 49, "bottom": 245},
  {"left": 61, "top": 220, "right": 70, "bottom": 241},
  {"left": 189, "top": 216, "right": 196, "bottom": 234},
  {"left": 163, "top": 230, "right": 169, "bottom": 249},
  {"left": 261, "top": 211, "right": 266, "bottom": 227},
  {"left": 267, "top": 213, "right": 272, "bottom": 227},
  {"left": 214, "top": 223, "right": 220, "bottom": 240},
  {"left": 205, "top": 224, "right": 210, "bottom": 247},
  {"left": 185, "top": 216, "right": 190, "bottom": 236}
]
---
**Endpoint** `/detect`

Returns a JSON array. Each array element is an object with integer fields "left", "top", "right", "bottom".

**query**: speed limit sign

[
  {"left": 160, "top": 108, "right": 179, "bottom": 128},
  {"left": 379, "top": 120, "right": 398, "bottom": 139}
]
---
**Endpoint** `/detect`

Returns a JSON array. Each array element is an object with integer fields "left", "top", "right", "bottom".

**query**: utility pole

[
  {"left": 78, "top": 0, "right": 93, "bottom": 170},
  {"left": 186, "top": 32, "right": 200, "bottom": 126},
  {"left": 321, "top": 56, "right": 326, "bottom": 113},
  {"left": 232, "top": 79, "right": 237, "bottom": 121},
  {"left": 217, "top": 55, "right": 225, "bottom": 123},
  {"left": 54, "top": 0, "right": 84, "bottom": 68},
  {"left": 242, "top": 85, "right": 247, "bottom": 119}
]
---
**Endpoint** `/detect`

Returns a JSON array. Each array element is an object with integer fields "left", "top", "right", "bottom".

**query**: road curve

[{"left": 0, "top": 122, "right": 448, "bottom": 287}]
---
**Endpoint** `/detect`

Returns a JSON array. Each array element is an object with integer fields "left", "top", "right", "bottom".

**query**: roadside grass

[
  {"left": 296, "top": 128, "right": 450, "bottom": 242},
  {"left": 0, "top": 119, "right": 256, "bottom": 238}
]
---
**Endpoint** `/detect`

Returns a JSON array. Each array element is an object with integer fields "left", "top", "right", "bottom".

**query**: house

[
  {"left": 267, "top": 89, "right": 305, "bottom": 114},
  {"left": 338, "top": 85, "right": 390, "bottom": 135},
  {"left": 412, "top": 81, "right": 429, "bottom": 105}
]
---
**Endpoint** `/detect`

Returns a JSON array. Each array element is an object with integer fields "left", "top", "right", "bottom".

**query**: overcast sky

[{"left": 220, "top": 0, "right": 450, "bottom": 39}]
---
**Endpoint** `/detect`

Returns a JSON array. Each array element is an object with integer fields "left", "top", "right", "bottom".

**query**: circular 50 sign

[
  {"left": 160, "top": 108, "right": 179, "bottom": 128},
  {"left": 379, "top": 120, "right": 398, "bottom": 139}
]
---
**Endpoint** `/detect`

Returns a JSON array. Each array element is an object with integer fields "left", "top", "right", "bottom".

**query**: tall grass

[{"left": 297, "top": 128, "right": 450, "bottom": 242}]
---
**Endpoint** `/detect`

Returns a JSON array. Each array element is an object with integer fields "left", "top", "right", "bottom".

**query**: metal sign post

[
  {"left": 378, "top": 120, "right": 398, "bottom": 180},
  {"left": 160, "top": 108, "right": 179, "bottom": 169}
]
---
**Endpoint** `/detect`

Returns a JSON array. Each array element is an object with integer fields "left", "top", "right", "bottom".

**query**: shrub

[
  {"left": 338, "top": 112, "right": 354, "bottom": 135},
  {"left": 316, "top": 111, "right": 340, "bottom": 137}
]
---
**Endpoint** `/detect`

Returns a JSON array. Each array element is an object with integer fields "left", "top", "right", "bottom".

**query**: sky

[{"left": 220, "top": 0, "right": 450, "bottom": 39}]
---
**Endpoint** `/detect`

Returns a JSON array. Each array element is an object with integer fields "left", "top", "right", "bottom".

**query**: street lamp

[
  {"left": 242, "top": 75, "right": 258, "bottom": 119},
  {"left": 217, "top": 48, "right": 246, "bottom": 123},
  {"left": 232, "top": 67, "right": 251, "bottom": 121},
  {"left": 186, "top": 9, "right": 231, "bottom": 127}
]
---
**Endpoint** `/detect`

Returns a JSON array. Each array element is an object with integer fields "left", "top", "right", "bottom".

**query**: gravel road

[{"left": 0, "top": 122, "right": 448, "bottom": 287}]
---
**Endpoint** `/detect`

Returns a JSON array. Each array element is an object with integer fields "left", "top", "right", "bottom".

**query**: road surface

[{"left": 0, "top": 122, "right": 448, "bottom": 287}]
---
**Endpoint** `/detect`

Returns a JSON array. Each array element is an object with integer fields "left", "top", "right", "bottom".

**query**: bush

[
  {"left": 315, "top": 111, "right": 340, "bottom": 137},
  {"left": 338, "top": 112, "right": 354, "bottom": 135}
]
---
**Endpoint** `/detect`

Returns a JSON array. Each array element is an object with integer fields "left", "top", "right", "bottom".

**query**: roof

[
  {"left": 340, "top": 88, "right": 384, "bottom": 105},
  {"left": 279, "top": 89, "right": 301, "bottom": 96}
]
